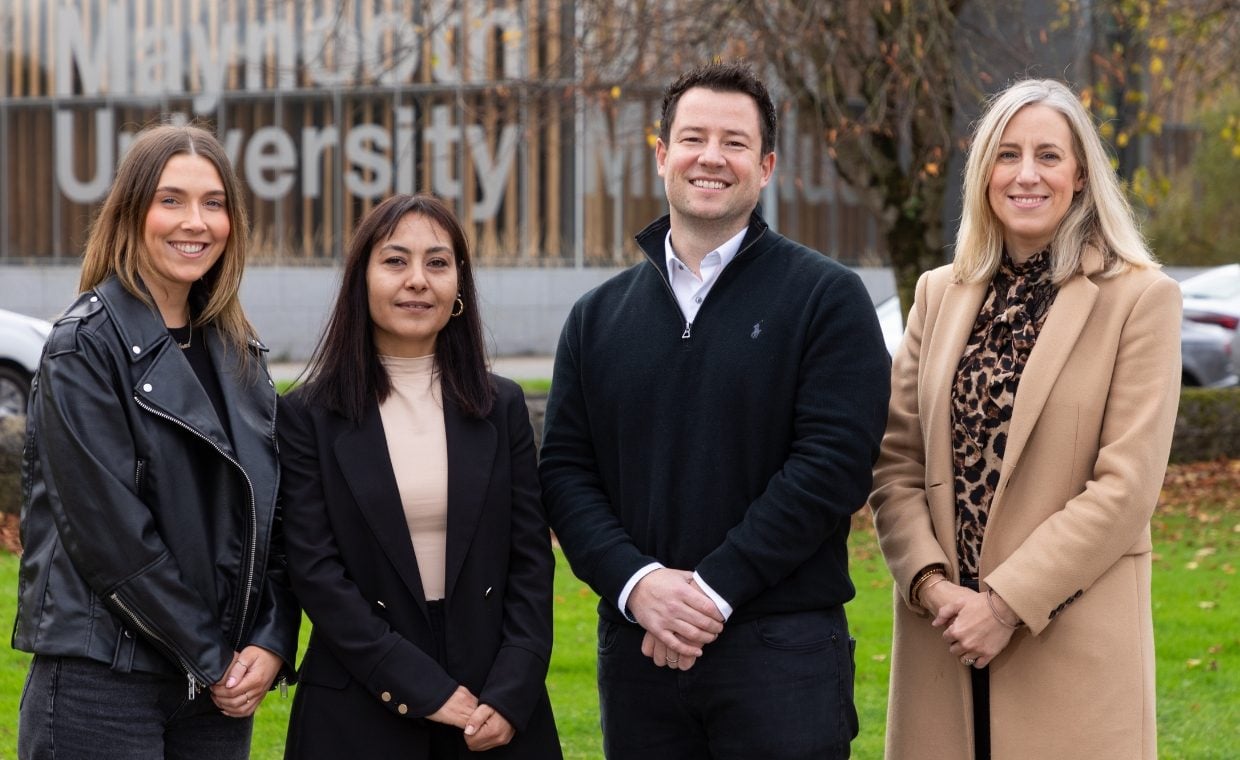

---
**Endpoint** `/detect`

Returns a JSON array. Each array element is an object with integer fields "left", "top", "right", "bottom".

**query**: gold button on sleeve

[
  {"left": 397, "top": 704, "right": 409, "bottom": 715},
  {"left": 380, "top": 691, "right": 392, "bottom": 702}
]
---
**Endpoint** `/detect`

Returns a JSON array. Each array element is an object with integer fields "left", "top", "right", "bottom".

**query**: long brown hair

[
  {"left": 78, "top": 122, "right": 256, "bottom": 357},
  {"left": 302, "top": 194, "right": 494, "bottom": 422}
]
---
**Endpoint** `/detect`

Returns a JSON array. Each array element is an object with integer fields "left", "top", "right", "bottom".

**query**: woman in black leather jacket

[{"left": 14, "top": 124, "right": 299, "bottom": 759}]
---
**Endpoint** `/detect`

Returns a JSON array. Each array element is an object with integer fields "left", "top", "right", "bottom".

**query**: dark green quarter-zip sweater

[{"left": 540, "top": 210, "right": 891, "bottom": 624}]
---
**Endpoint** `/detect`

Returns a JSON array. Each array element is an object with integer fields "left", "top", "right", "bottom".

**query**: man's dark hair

[{"left": 658, "top": 60, "right": 778, "bottom": 156}]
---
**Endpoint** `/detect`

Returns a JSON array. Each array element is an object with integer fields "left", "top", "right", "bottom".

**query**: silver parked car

[
  {"left": 1181, "top": 264, "right": 1240, "bottom": 331},
  {"left": 1179, "top": 265, "right": 1240, "bottom": 388},
  {"left": 1181, "top": 318, "right": 1237, "bottom": 388},
  {"left": 0, "top": 308, "right": 53, "bottom": 417}
]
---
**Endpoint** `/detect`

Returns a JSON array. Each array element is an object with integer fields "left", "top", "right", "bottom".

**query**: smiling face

[
  {"left": 140, "top": 153, "right": 230, "bottom": 322},
  {"left": 656, "top": 86, "right": 775, "bottom": 237},
  {"left": 367, "top": 212, "right": 460, "bottom": 358},
  {"left": 987, "top": 104, "right": 1086, "bottom": 260}
]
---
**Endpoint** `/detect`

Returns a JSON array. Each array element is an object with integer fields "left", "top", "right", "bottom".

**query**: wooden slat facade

[{"left": 1, "top": 0, "right": 881, "bottom": 265}]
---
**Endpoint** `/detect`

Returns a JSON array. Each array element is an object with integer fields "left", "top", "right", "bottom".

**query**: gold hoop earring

[{"left": 451, "top": 297, "right": 465, "bottom": 318}]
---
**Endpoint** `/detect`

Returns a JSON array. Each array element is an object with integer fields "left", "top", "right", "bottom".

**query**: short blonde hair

[{"left": 952, "top": 79, "right": 1156, "bottom": 284}]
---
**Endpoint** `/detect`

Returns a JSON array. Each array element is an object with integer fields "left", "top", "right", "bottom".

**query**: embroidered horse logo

[{"left": 751, "top": 321, "right": 763, "bottom": 339}]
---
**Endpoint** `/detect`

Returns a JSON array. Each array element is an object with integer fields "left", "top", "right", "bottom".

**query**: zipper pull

[
  {"left": 187, "top": 673, "right": 198, "bottom": 700},
  {"left": 681, "top": 321, "right": 692, "bottom": 340},
  {"left": 279, "top": 676, "right": 289, "bottom": 698}
]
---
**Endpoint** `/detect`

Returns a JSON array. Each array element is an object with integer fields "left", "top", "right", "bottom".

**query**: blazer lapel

[
  {"left": 442, "top": 398, "right": 496, "bottom": 601},
  {"left": 999, "top": 269, "right": 1099, "bottom": 483},
  {"left": 334, "top": 403, "right": 429, "bottom": 610}
]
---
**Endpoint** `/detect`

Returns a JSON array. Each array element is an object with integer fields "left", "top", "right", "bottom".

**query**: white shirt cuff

[
  {"left": 693, "top": 571, "right": 733, "bottom": 621},
  {"left": 617, "top": 563, "right": 664, "bottom": 623}
]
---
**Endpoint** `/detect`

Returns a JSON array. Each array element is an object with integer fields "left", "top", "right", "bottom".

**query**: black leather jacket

[{"left": 13, "top": 277, "right": 299, "bottom": 692}]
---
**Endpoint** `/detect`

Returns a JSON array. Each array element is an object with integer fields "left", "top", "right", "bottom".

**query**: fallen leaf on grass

[
  {"left": 1186, "top": 659, "right": 1202, "bottom": 668},
  {"left": 1186, "top": 561, "right": 1199, "bottom": 570},
  {"left": 871, "top": 654, "right": 888, "bottom": 662},
  {"left": 1197, "top": 601, "right": 1217, "bottom": 610},
  {"left": 1195, "top": 547, "right": 1217, "bottom": 558}
]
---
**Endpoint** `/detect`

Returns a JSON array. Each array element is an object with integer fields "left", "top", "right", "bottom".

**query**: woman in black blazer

[{"left": 278, "top": 194, "right": 562, "bottom": 759}]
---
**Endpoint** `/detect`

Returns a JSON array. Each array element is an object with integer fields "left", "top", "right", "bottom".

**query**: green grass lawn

[{"left": 1, "top": 463, "right": 1237, "bottom": 758}]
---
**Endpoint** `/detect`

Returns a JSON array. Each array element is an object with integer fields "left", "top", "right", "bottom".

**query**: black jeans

[
  {"left": 597, "top": 606, "right": 857, "bottom": 760},
  {"left": 18, "top": 655, "right": 252, "bottom": 760}
]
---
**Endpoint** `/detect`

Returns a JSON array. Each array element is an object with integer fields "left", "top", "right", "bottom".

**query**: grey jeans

[{"left": 18, "top": 655, "right": 252, "bottom": 760}]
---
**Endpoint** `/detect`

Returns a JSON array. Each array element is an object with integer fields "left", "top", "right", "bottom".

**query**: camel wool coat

[{"left": 870, "top": 250, "right": 1181, "bottom": 760}]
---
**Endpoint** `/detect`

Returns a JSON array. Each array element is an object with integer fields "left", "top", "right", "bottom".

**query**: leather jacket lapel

[{"left": 96, "top": 280, "right": 235, "bottom": 456}]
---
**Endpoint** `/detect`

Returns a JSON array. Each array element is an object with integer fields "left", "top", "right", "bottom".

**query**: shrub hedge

[{"left": 1171, "top": 387, "right": 1240, "bottom": 463}]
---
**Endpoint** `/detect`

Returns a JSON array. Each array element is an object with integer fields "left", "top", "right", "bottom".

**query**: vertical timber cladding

[
  {"left": 0, "top": 0, "right": 879, "bottom": 264},
  {"left": 1, "top": 0, "right": 579, "bottom": 263}
]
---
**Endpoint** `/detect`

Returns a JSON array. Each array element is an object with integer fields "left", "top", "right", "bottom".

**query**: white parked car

[
  {"left": 0, "top": 308, "right": 53, "bottom": 418},
  {"left": 875, "top": 295, "right": 905, "bottom": 356}
]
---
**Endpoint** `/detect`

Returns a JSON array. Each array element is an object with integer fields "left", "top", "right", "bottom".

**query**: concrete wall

[
  {"left": 4, "top": 264, "right": 1204, "bottom": 361},
  {"left": 0, "top": 265, "right": 631, "bottom": 360}
]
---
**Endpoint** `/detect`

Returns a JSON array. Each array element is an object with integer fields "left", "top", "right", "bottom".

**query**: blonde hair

[
  {"left": 78, "top": 123, "right": 256, "bottom": 359},
  {"left": 952, "top": 79, "right": 1156, "bottom": 284}
]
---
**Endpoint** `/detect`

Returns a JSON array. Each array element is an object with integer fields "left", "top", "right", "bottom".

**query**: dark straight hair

[{"left": 301, "top": 194, "right": 494, "bottom": 422}]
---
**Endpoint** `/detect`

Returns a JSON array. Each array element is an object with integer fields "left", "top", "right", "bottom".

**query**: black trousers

[
  {"left": 960, "top": 576, "right": 991, "bottom": 760},
  {"left": 426, "top": 600, "right": 462, "bottom": 759},
  {"left": 597, "top": 606, "right": 857, "bottom": 760}
]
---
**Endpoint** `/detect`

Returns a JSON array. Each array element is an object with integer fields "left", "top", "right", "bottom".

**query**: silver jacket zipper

[
  {"left": 132, "top": 396, "right": 261, "bottom": 677},
  {"left": 109, "top": 592, "right": 201, "bottom": 699},
  {"left": 648, "top": 230, "right": 765, "bottom": 342}
]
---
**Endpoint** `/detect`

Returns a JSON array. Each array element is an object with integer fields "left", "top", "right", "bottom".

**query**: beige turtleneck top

[{"left": 377, "top": 354, "right": 449, "bottom": 601}]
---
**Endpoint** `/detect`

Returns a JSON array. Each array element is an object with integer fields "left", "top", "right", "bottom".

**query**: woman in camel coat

[{"left": 870, "top": 79, "right": 1180, "bottom": 760}]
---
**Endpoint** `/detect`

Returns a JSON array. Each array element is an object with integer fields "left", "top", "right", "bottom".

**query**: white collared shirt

[{"left": 663, "top": 226, "right": 747, "bottom": 324}]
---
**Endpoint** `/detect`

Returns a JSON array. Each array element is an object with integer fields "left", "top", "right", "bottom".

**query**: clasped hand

[
  {"left": 922, "top": 582, "right": 1017, "bottom": 669},
  {"left": 210, "top": 645, "right": 284, "bottom": 718},
  {"left": 428, "top": 685, "right": 515, "bottom": 752},
  {"left": 629, "top": 569, "right": 724, "bottom": 671}
]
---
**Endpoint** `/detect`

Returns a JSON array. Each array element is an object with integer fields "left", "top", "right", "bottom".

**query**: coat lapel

[
  {"left": 922, "top": 281, "right": 988, "bottom": 493},
  {"left": 442, "top": 398, "right": 496, "bottom": 601},
  {"left": 334, "top": 403, "right": 429, "bottom": 610},
  {"left": 999, "top": 265, "right": 1099, "bottom": 484},
  {"left": 919, "top": 279, "right": 987, "bottom": 568}
]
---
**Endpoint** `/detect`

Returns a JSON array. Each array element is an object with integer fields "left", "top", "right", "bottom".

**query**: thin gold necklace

[{"left": 176, "top": 323, "right": 192, "bottom": 350}]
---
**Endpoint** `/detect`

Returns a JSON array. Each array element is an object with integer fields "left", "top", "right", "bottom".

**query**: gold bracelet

[
  {"left": 921, "top": 575, "right": 949, "bottom": 598},
  {"left": 910, "top": 566, "right": 946, "bottom": 605},
  {"left": 986, "top": 588, "right": 1023, "bottom": 628}
]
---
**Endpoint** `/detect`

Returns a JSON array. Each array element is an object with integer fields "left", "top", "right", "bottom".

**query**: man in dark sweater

[{"left": 539, "top": 61, "right": 890, "bottom": 759}]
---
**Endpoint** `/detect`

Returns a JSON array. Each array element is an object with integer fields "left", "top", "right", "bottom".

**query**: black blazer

[{"left": 279, "top": 377, "right": 561, "bottom": 759}]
